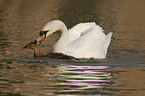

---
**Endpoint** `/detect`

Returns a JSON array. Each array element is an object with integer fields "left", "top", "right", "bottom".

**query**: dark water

[{"left": 0, "top": 0, "right": 145, "bottom": 96}]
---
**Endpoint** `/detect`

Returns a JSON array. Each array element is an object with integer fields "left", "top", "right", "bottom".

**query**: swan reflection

[{"left": 56, "top": 65, "right": 111, "bottom": 92}]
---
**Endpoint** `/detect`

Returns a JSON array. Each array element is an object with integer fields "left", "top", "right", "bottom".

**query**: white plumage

[{"left": 41, "top": 20, "right": 112, "bottom": 59}]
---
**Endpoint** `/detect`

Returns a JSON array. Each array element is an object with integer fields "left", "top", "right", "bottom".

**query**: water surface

[{"left": 0, "top": 0, "right": 145, "bottom": 96}]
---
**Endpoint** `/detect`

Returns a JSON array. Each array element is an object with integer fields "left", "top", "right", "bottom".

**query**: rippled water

[{"left": 0, "top": 0, "right": 145, "bottom": 96}]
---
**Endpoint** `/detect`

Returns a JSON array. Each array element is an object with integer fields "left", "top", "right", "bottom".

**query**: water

[{"left": 0, "top": 0, "right": 145, "bottom": 96}]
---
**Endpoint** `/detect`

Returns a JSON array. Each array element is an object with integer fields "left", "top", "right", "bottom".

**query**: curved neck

[
  {"left": 56, "top": 23, "right": 68, "bottom": 46},
  {"left": 54, "top": 25, "right": 68, "bottom": 52},
  {"left": 44, "top": 20, "right": 68, "bottom": 52}
]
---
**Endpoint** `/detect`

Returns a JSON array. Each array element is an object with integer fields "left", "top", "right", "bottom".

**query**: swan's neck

[
  {"left": 49, "top": 21, "right": 68, "bottom": 52},
  {"left": 56, "top": 25, "right": 68, "bottom": 47}
]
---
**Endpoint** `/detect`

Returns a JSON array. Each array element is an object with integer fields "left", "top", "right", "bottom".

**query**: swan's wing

[
  {"left": 68, "top": 22, "right": 96, "bottom": 43},
  {"left": 67, "top": 26, "right": 107, "bottom": 58}
]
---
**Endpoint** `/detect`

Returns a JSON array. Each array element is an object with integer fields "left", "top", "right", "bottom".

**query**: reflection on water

[
  {"left": 0, "top": 59, "right": 114, "bottom": 96},
  {"left": 56, "top": 65, "right": 111, "bottom": 93},
  {"left": 0, "top": 57, "right": 145, "bottom": 96},
  {"left": 40, "top": 64, "right": 113, "bottom": 95},
  {"left": 0, "top": 0, "right": 145, "bottom": 96}
]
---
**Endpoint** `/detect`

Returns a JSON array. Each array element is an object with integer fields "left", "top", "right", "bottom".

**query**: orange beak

[{"left": 36, "top": 33, "right": 46, "bottom": 45}]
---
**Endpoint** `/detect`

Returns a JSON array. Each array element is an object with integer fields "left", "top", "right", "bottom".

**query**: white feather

[{"left": 42, "top": 20, "right": 113, "bottom": 59}]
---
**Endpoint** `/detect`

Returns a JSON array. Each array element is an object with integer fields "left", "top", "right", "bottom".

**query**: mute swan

[
  {"left": 35, "top": 20, "right": 112, "bottom": 59},
  {"left": 21, "top": 42, "right": 76, "bottom": 60}
]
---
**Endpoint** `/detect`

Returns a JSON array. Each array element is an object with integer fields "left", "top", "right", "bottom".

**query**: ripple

[{"left": 49, "top": 65, "right": 113, "bottom": 94}]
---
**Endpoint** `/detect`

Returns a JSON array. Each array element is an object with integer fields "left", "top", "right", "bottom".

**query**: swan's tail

[{"left": 104, "top": 32, "right": 113, "bottom": 55}]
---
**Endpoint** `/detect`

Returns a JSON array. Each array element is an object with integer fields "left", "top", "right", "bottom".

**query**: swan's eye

[
  {"left": 43, "top": 30, "right": 49, "bottom": 34},
  {"left": 39, "top": 30, "right": 49, "bottom": 35}
]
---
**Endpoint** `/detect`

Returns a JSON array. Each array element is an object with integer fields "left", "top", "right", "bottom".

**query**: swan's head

[
  {"left": 35, "top": 20, "right": 66, "bottom": 45},
  {"left": 35, "top": 30, "right": 49, "bottom": 45}
]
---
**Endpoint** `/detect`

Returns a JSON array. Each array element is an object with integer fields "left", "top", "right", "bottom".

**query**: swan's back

[
  {"left": 68, "top": 22, "right": 96, "bottom": 43},
  {"left": 64, "top": 23, "right": 112, "bottom": 59},
  {"left": 50, "top": 21, "right": 113, "bottom": 59}
]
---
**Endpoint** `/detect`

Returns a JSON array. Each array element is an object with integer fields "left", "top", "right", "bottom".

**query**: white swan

[{"left": 36, "top": 20, "right": 112, "bottom": 59}]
